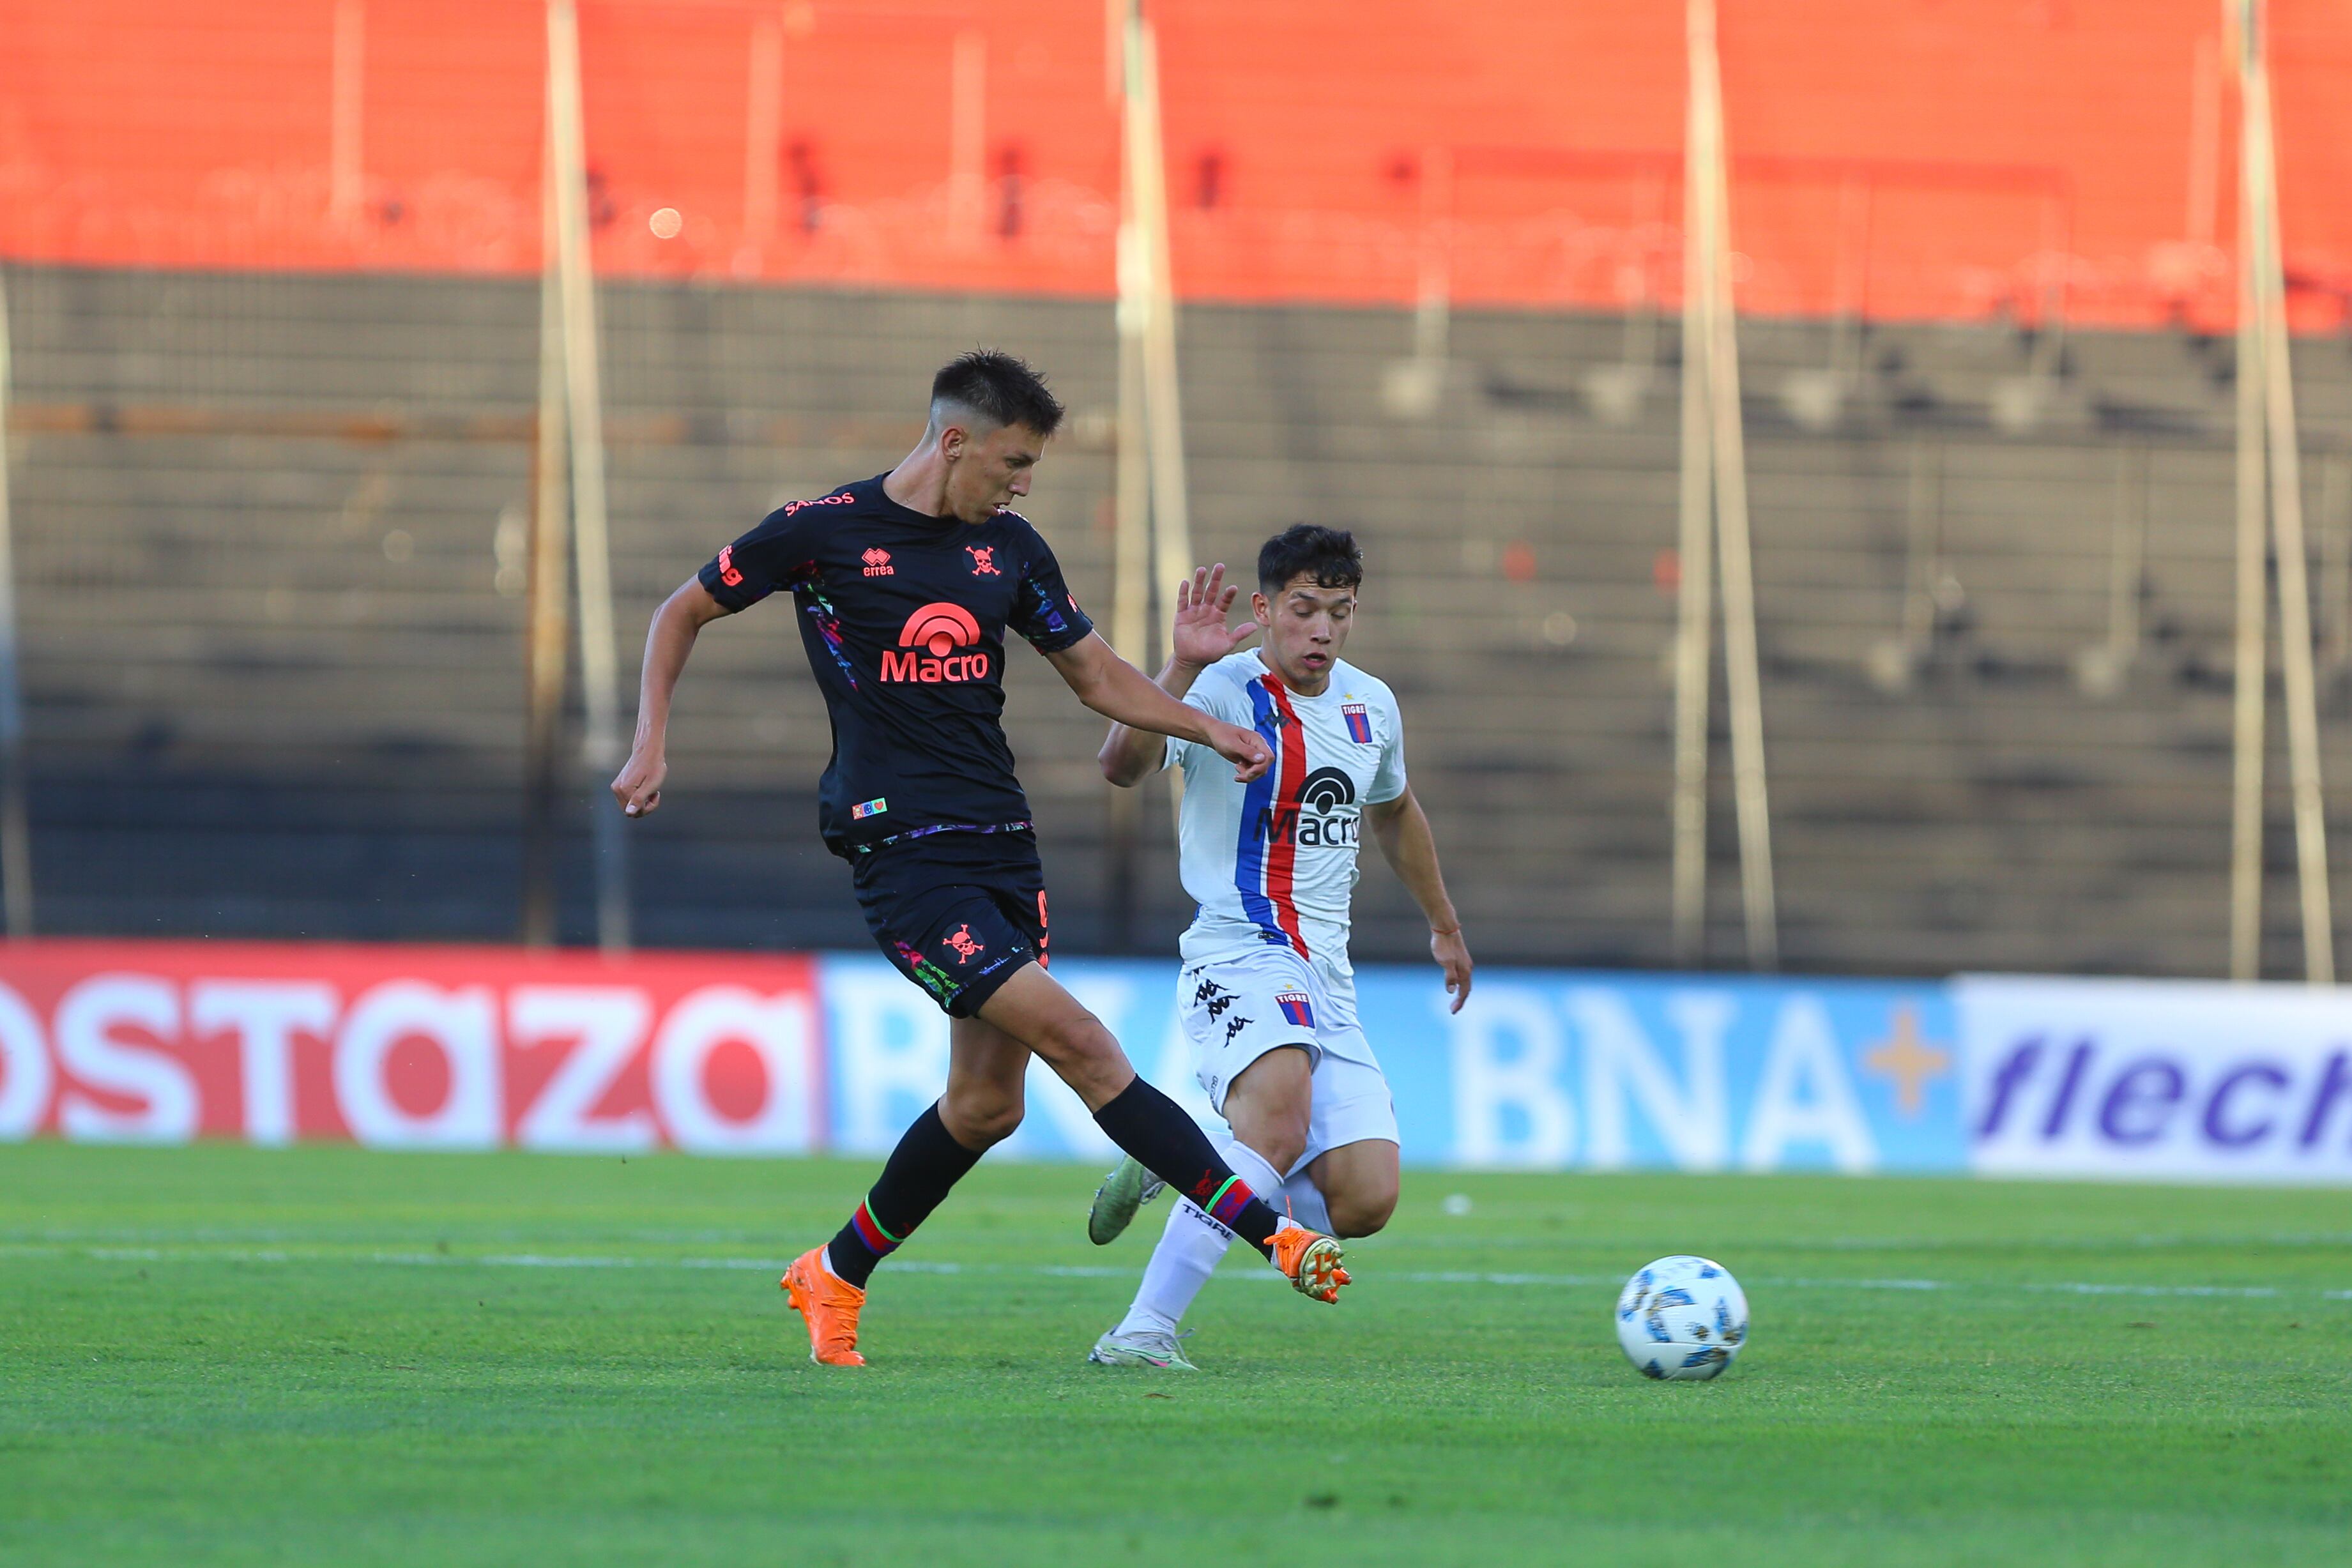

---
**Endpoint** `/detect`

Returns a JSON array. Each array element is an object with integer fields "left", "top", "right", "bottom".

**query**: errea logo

[
  {"left": 862, "top": 547, "right": 893, "bottom": 577},
  {"left": 881, "top": 602, "right": 989, "bottom": 683}
]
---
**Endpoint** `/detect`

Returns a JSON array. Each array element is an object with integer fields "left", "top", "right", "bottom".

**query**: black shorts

[{"left": 851, "top": 828, "right": 1050, "bottom": 1018}]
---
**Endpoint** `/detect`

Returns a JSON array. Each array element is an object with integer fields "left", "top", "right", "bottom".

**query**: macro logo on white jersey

[{"left": 1261, "top": 768, "right": 1358, "bottom": 849}]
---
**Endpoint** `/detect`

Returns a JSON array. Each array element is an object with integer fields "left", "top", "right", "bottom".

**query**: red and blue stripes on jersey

[
  {"left": 1342, "top": 703, "right": 1373, "bottom": 744},
  {"left": 1237, "top": 676, "right": 1311, "bottom": 957}
]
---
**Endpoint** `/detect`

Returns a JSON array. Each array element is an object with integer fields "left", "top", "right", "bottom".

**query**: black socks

[
  {"left": 825, "top": 1102, "right": 987, "bottom": 1290},
  {"left": 826, "top": 1080, "right": 1287, "bottom": 1290},
  {"left": 1092, "top": 1077, "right": 1283, "bottom": 1258}
]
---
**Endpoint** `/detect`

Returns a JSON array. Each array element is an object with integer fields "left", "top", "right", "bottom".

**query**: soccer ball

[{"left": 1615, "top": 1255, "right": 1748, "bottom": 1381}]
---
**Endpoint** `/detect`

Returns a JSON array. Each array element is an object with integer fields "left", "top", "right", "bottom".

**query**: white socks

[
  {"left": 1114, "top": 1137, "right": 1284, "bottom": 1337},
  {"left": 1279, "top": 1170, "right": 1333, "bottom": 1235}
]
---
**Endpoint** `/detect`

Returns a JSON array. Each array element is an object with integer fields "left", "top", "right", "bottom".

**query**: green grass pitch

[{"left": 2, "top": 1143, "right": 2346, "bottom": 1565}]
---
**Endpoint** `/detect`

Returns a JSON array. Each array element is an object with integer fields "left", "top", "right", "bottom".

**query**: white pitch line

[{"left": 1, "top": 1243, "right": 2345, "bottom": 1302}]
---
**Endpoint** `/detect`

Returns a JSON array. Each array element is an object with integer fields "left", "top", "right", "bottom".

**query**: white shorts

[{"left": 1175, "top": 945, "right": 1398, "bottom": 1175}]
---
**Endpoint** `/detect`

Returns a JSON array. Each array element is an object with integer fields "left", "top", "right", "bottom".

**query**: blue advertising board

[{"left": 818, "top": 955, "right": 1963, "bottom": 1173}]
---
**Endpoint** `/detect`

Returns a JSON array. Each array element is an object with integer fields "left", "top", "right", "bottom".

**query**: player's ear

[{"left": 1252, "top": 591, "right": 1272, "bottom": 625}]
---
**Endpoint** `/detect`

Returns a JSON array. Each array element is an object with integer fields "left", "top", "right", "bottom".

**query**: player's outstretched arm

[
  {"left": 1368, "top": 788, "right": 1474, "bottom": 1012},
  {"left": 1097, "top": 563, "right": 1260, "bottom": 787},
  {"left": 1048, "top": 632, "right": 1271, "bottom": 782},
  {"left": 611, "top": 576, "right": 734, "bottom": 818}
]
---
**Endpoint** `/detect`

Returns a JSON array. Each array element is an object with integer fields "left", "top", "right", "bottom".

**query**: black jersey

[{"left": 698, "top": 475, "right": 1096, "bottom": 856}]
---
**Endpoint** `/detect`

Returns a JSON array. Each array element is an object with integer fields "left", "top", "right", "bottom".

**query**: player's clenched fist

[
  {"left": 1203, "top": 718, "right": 1272, "bottom": 782},
  {"left": 611, "top": 749, "right": 666, "bottom": 818}
]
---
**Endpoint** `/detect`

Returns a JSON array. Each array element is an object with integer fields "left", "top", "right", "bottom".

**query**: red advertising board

[{"left": 0, "top": 941, "right": 824, "bottom": 1154}]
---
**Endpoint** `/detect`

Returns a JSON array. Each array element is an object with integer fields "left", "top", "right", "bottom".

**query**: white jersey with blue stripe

[{"left": 1162, "top": 651, "right": 1409, "bottom": 974}]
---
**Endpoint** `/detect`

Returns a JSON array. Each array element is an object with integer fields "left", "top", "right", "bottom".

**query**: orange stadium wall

[{"left": 1, "top": 1, "right": 2348, "bottom": 329}]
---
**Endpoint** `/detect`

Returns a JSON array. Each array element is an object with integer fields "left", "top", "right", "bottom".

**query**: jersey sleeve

[
  {"left": 1006, "top": 523, "right": 1097, "bottom": 654},
  {"left": 1366, "top": 685, "right": 1409, "bottom": 803},
  {"left": 1165, "top": 667, "right": 1253, "bottom": 772},
  {"left": 697, "top": 503, "right": 827, "bottom": 612}
]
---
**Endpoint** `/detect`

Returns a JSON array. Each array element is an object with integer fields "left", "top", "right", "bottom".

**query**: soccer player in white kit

[{"left": 1084, "top": 525, "right": 1474, "bottom": 1368}]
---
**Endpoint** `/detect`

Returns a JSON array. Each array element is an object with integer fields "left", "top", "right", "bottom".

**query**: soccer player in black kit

[{"left": 613, "top": 351, "right": 1349, "bottom": 1365}]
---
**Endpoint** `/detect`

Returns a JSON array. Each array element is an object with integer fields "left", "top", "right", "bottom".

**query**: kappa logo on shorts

[
  {"left": 1192, "top": 977, "right": 1237, "bottom": 1021},
  {"left": 942, "top": 924, "right": 986, "bottom": 964},
  {"left": 1276, "top": 990, "right": 1315, "bottom": 1029},
  {"left": 1224, "top": 1015, "right": 1253, "bottom": 1045},
  {"left": 862, "top": 547, "right": 894, "bottom": 577},
  {"left": 966, "top": 545, "right": 1001, "bottom": 576}
]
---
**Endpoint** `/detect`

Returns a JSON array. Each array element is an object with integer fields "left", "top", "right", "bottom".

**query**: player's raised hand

[
  {"left": 1432, "top": 925, "right": 1474, "bottom": 1012},
  {"left": 1203, "top": 718, "right": 1272, "bottom": 782},
  {"left": 1171, "top": 563, "right": 1259, "bottom": 671},
  {"left": 611, "top": 747, "right": 666, "bottom": 818}
]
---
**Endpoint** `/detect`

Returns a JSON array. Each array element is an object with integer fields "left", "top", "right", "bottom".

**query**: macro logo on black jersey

[{"left": 880, "top": 602, "right": 989, "bottom": 683}]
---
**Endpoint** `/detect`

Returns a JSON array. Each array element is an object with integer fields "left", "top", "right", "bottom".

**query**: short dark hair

[
  {"left": 930, "top": 349, "right": 1064, "bottom": 438},
  {"left": 1258, "top": 524, "right": 1364, "bottom": 597}
]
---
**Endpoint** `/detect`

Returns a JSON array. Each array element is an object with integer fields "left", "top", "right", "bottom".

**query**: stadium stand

[
  {"left": 8, "top": 264, "right": 2351, "bottom": 973},
  {"left": 2, "top": 0, "right": 2349, "bottom": 973}
]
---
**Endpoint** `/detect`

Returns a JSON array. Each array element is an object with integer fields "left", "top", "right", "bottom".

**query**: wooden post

[
  {"left": 1669, "top": 3, "right": 1717, "bottom": 968},
  {"left": 1107, "top": 1, "right": 1156, "bottom": 947},
  {"left": 1673, "top": 0, "right": 1777, "bottom": 970},
  {"left": 2227, "top": 175, "right": 2268, "bottom": 980},
  {"left": 547, "top": 0, "right": 631, "bottom": 953},
  {"left": 0, "top": 268, "right": 34, "bottom": 936},
  {"left": 2240, "top": 0, "right": 2331, "bottom": 982},
  {"left": 1692, "top": 0, "right": 1777, "bottom": 971},
  {"left": 1127, "top": 15, "right": 1191, "bottom": 669},
  {"left": 523, "top": 153, "right": 571, "bottom": 948}
]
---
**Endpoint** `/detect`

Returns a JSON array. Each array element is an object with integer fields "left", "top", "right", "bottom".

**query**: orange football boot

[
  {"left": 783, "top": 1245, "right": 868, "bottom": 1366},
  {"left": 1268, "top": 1221, "right": 1350, "bottom": 1304}
]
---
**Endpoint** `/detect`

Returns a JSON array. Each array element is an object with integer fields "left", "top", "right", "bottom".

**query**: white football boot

[
  {"left": 1086, "top": 1155, "right": 1166, "bottom": 1245},
  {"left": 1087, "top": 1327, "right": 1199, "bottom": 1371}
]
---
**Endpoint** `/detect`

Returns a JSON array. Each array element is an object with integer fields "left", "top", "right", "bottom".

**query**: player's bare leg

[
  {"left": 939, "top": 1013, "right": 1033, "bottom": 1148},
  {"left": 1302, "top": 1136, "right": 1399, "bottom": 1239}
]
